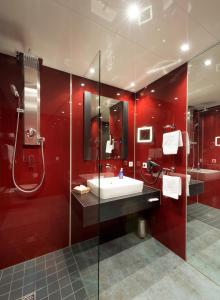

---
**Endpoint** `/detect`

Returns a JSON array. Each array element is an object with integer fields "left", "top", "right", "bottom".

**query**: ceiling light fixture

[
  {"left": 180, "top": 43, "right": 190, "bottom": 52},
  {"left": 130, "top": 82, "right": 135, "bottom": 87},
  {"left": 204, "top": 59, "right": 212, "bottom": 66},
  {"left": 127, "top": 3, "right": 140, "bottom": 21},
  {"left": 150, "top": 89, "right": 155, "bottom": 93},
  {"left": 89, "top": 67, "right": 95, "bottom": 74},
  {"left": 81, "top": 83, "right": 85, "bottom": 87},
  {"left": 117, "top": 93, "right": 120, "bottom": 96}
]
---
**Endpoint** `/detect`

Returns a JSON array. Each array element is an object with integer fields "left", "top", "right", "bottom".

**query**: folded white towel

[
  {"left": 162, "top": 130, "right": 183, "bottom": 155},
  {"left": 163, "top": 175, "right": 182, "bottom": 200}
]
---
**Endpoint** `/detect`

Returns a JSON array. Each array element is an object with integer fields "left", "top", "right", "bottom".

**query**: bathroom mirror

[
  {"left": 84, "top": 91, "right": 128, "bottom": 160},
  {"left": 187, "top": 43, "right": 220, "bottom": 286},
  {"left": 137, "top": 126, "right": 153, "bottom": 143}
]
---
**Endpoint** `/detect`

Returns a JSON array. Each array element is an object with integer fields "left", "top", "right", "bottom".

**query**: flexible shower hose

[
  {"left": 140, "top": 167, "right": 162, "bottom": 185},
  {"left": 12, "top": 108, "right": 45, "bottom": 193}
]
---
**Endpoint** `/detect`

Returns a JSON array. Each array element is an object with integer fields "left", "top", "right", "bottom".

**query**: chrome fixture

[
  {"left": 10, "top": 52, "right": 45, "bottom": 194},
  {"left": 163, "top": 124, "right": 176, "bottom": 130}
]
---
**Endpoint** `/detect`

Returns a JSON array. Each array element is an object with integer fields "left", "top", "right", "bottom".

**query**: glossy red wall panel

[
  {"left": 135, "top": 64, "right": 187, "bottom": 259},
  {"left": 0, "top": 54, "right": 70, "bottom": 269}
]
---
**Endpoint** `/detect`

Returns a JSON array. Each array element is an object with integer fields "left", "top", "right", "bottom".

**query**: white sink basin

[{"left": 87, "top": 176, "right": 144, "bottom": 199}]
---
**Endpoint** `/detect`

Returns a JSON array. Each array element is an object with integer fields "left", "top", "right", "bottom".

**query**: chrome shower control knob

[{"left": 25, "top": 128, "right": 37, "bottom": 138}]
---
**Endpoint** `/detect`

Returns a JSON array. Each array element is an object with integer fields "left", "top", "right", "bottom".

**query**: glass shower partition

[
  {"left": 71, "top": 51, "right": 101, "bottom": 300},
  {"left": 187, "top": 43, "right": 220, "bottom": 286}
]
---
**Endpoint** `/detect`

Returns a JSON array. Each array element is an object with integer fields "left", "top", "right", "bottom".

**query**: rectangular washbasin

[{"left": 87, "top": 176, "right": 144, "bottom": 199}]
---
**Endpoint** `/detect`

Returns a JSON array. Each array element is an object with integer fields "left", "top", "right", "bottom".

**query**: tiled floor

[
  {"left": 0, "top": 240, "right": 98, "bottom": 300},
  {"left": 188, "top": 203, "right": 220, "bottom": 230},
  {"left": 187, "top": 203, "right": 220, "bottom": 286},
  {"left": 1, "top": 228, "right": 220, "bottom": 300}
]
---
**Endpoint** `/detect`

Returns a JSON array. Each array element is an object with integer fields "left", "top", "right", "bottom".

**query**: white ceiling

[
  {"left": 188, "top": 43, "right": 220, "bottom": 109},
  {"left": 0, "top": 0, "right": 220, "bottom": 92}
]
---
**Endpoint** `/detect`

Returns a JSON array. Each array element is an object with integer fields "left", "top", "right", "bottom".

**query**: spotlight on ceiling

[
  {"left": 89, "top": 68, "right": 95, "bottom": 74},
  {"left": 81, "top": 83, "right": 85, "bottom": 87},
  {"left": 130, "top": 82, "right": 135, "bottom": 87},
  {"left": 127, "top": 3, "right": 140, "bottom": 21},
  {"left": 117, "top": 93, "right": 120, "bottom": 96},
  {"left": 204, "top": 59, "right": 212, "bottom": 66},
  {"left": 180, "top": 43, "right": 190, "bottom": 52},
  {"left": 150, "top": 89, "right": 155, "bottom": 93}
]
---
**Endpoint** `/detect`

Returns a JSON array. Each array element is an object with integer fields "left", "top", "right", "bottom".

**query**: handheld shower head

[{"left": 10, "top": 84, "right": 19, "bottom": 98}]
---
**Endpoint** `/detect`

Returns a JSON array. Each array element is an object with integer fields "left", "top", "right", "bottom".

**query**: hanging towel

[
  {"left": 186, "top": 174, "right": 191, "bottom": 196},
  {"left": 162, "top": 130, "right": 183, "bottom": 155},
  {"left": 105, "top": 140, "right": 112, "bottom": 153},
  {"left": 162, "top": 175, "right": 182, "bottom": 200},
  {"left": 186, "top": 132, "right": 190, "bottom": 155}
]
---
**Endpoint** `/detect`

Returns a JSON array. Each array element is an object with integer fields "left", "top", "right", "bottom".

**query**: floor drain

[{"left": 21, "top": 292, "right": 36, "bottom": 300}]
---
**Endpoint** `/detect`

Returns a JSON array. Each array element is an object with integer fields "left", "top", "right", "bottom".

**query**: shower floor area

[
  {"left": 1, "top": 231, "right": 220, "bottom": 300},
  {"left": 187, "top": 203, "right": 220, "bottom": 286}
]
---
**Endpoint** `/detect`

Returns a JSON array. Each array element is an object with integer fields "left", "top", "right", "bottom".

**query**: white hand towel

[
  {"left": 163, "top": 175, "right": 182, "bottom": 200},
  {"left": 105, "top": 140, "right": 112, "bottom": 153},
  {"left": 186, "top": 132, "right": 190, "bottom": 155},
  {"left": 162, "top": 130, "right": 183, "bottom": 155},
  {"left": 186, "top": 174, "right": 191, "bottom": 196}
]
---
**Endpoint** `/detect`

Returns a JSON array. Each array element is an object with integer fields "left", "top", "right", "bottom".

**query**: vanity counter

[{"left": 72, "top": 185, "right": 160, "bottom": 227}]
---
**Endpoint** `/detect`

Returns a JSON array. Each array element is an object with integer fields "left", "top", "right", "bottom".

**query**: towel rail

[{"left": 163, "top": 124, "right": 176, "bottom": 130}]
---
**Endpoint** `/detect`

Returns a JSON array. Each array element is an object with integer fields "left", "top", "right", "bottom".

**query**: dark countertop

[
  {"left": 71, "top": 179, "right": 204, "bottom": 227},
  {"left": 189, "top": 179, "right": 204, "bottom": 196},
  {"left": 72, "top": 185, "right": 160, "bottom": 227}
]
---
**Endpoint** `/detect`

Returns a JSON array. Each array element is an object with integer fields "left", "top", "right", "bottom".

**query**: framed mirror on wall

[
  {"left": 137, "top": 126, "right": 153, "bottom": 143},
  {"left": 84, "top": 91, "right": 128, "bottom": 160}
]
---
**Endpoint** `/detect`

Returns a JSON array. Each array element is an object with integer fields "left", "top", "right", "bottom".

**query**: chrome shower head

[{"left": 10, "top": 84, "right": 19, "bottom": 98}]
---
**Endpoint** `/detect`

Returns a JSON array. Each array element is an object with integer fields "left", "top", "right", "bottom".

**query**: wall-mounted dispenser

[{"left": 10, "top": 52, "right": 45, "bottom": 194}]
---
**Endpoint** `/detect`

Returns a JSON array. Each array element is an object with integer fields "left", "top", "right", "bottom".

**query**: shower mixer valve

[{"left": 25, "top": 128, "right": 37, "bottom": 138}]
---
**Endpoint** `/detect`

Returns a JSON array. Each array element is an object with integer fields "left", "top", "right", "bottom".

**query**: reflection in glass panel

[
  {"left": 187, "top": 43, "right": 220, "bottom": 285},
  {"left": 84, "top": 92, "right": 128, "bottom": 160}
]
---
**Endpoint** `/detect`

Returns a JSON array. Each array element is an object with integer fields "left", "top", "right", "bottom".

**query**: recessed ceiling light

[
  {"left": 150, "top": 89, "right": 155, "bottom": 93},
  {"left": 174, "top": 97, "right": 179, "bottom": 100},
  {"left": 127, "top": 3, "right": 140, "bottom": 20},
  {"left": 204, "top": 59, "right": 212, "bottom": 66},
  {"left": 180, "top": 43, "right": 190, "bottom": 52},
  {"left": 81, "top": 83, "right": 85, "bottom": 86},
  {"left": 130, "top": 82, "right": 135, "bottom": 87},
  {"left": 89, "top": 67, "right": 95, "bottom": 74},
  {"left": 114, "top": 109, "right": 117, "bottom": 112},
  {"left": 162, "top": 39, "right": 166, "bottom": 43},
  {"left": 117, "top": 93, "right": 120, "bottom": 96}
]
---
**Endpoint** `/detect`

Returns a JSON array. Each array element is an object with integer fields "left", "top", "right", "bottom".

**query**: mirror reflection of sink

[
  {"left": 87, "top": 176, "right": 144, "bottom": 199},
  {"left": 188, "top": 168, "right": 220, "bottom": 174}
]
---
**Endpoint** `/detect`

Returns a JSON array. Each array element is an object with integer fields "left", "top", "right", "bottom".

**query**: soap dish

[{"left": 73, "top": 185, "right": 90, "bottom": 195}]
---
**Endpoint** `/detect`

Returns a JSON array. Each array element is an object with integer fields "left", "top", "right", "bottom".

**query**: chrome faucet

[{"left": 105, "top": 163, "right": 116, "bottom": 174}]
